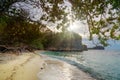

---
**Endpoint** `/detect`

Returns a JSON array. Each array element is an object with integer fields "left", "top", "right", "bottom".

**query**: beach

[{"left": 0, "top": 51, "right": 96, "bottom": 80}]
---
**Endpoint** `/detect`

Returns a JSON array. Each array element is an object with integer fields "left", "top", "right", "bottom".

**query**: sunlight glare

[{"left": 67, "top": 21, "right": 89, "bottom": 38}]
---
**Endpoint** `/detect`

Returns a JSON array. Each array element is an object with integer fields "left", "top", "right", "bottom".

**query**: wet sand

[
  {"left": 0, "top": 52, "right": 96, "bottom": 80},
  {"left": 38, "top": 54, "right": 96, "bottom": 80}
]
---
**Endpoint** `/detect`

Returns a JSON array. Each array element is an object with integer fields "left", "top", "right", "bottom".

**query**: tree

[
  {"left": 8, "top": 0, "right": 70, "bottom": 30},
  {"left": 0, "top": 0, "right": 25, "bottom": 15},
  {"left": 1, "top": 0, "right": 120, "bottom": 46},
  {"left": 69, "top": 0, "right": 120, "bottom": 46},
  {"left": 0, "top": 16, "right": 40, "bottom": 45}
]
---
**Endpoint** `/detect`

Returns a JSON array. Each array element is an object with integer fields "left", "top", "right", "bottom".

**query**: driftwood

[
  {"left": 0, "top": 45, "right": 7, "bottom": 53},
  {"left": 0, "top": 45, "right": 34, "bottom": 53}
]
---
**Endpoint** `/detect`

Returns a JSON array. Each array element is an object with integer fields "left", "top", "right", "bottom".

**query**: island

[{"left": 88, "top": 46, "right": 105, "bottom": 50}]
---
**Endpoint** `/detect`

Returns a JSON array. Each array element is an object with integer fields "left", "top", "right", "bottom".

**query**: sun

[
  {"left": 67, "top": 22, "right": 78, "bottom": 31},
  {"left": 67, "top": 21, "right": 89, "bottom": 38}
]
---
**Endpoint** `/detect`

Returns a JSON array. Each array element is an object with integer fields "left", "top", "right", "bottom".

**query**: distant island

[{"left": 88, "top": 46, "right": 105, "bottom": 50}]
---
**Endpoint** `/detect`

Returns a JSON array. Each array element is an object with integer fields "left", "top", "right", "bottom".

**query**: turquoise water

[{"left": 42, "top": 50, "right": 120, "bottom": 80}]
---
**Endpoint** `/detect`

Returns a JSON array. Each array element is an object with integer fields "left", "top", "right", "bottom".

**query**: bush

[{"left": 30, "top": 39, "right": 44, "bottom": 49}]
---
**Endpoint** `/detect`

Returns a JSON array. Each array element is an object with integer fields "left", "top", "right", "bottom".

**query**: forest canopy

[{"left": 0, "top": 0, "right": 120, "bottom": 47}]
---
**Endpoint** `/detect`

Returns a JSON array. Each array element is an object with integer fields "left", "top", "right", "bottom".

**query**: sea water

[{"left": 42, "top": 50, "right": 120, "bottom": 80}]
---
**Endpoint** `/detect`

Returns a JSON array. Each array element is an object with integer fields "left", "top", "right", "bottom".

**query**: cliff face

[{"left": 48, "top": 31, "right": 87, "bottom": 51}]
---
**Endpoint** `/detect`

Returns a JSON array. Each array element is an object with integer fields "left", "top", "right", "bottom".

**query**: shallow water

[
  {"left": 42, "top": 50, "right": 120, "bottom": 80},
  {"left": 38, "top": 54, "right": 95, "bottom": 80}
]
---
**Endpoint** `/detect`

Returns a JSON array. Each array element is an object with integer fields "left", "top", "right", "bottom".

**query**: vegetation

[
  {"left": 70, "top": 0, "right": 120, "bottom": 46},
  {"left": 0, "top": 16, "right": 42, "bottom": 51},
  {"left": 0, "top": 0, "right": 120, "bottom": 52}
]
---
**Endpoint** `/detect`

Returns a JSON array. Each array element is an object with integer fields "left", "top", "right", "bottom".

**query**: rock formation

[{"left": 48, "top": 31, "right": 87, "bottom": 51}]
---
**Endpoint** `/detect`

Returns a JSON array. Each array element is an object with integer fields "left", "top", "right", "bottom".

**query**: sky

[
  {"left": 12, "top": 0, "right": 120, "bottom": 50},
  {"left": 68, "top": 20, "right": 120, "bottom": 50}
]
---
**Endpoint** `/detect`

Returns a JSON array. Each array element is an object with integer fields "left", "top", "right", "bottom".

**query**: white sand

[
  {"left": 0, "top": 52, "right": 96, "bottom": 80},
  {"left": 0, "top": 53, "right": 45, "bottom": 80}
]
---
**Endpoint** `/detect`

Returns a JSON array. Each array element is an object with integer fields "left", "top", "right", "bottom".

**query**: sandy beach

[{"left": 0, "top": 51, "right": 96, "bottom": 80}]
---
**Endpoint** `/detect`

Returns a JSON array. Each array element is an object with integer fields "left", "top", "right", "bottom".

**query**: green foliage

[
  {"left": 0, "top": 16, "right": 41, "bottom": 45},
  {"left": 42, "top": 31, "right": 82, "bottom": 49},
  {"left": 0, "top": 0, "right": 120, "bottom": 47},
  {"left": 30, "top": 39, "right": 44, "bottom": 49},
  {"left": 0, "top": 15, "right": 10, "bottom": 34},
  {"left": 0, "top": 0, "right": 22, "bottom": 14},
  {"left": 107, "top": 0, "right": 120, "bottom": 9},
  {"left": 70, "top": 0, "right": 120, "bottom": 45}
]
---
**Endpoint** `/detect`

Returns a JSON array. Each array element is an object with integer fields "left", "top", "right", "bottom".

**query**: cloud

[{"left": 11, "top": 1, "right": 43, "bottom": 21}]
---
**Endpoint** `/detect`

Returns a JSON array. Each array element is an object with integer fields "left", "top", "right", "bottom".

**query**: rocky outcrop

[
  {"left": 82, "top": 45, "right": 88, "bottom": 51},
  {"left": 48, "top": 31, "right": 86, "bottom": 51},
  {"left": 88, "top": 46, "right": 104, "bottom": 50},
  {"left": 93, "top": 46, "right": 104, "bottom": 50}
]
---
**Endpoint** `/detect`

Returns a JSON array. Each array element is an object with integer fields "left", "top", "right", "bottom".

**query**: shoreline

[
  {"left": 38, "top": 54, "right": 96, "bottom": 80},
  {"left": 0, "top": 52, "right": 45, "bottom": 80},
  {"left": 0, "top": 51, "right": 96, "bottom": 80}
]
